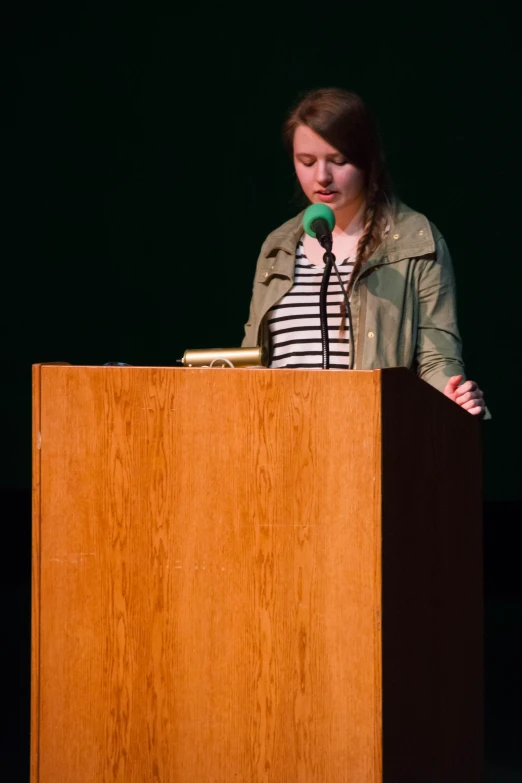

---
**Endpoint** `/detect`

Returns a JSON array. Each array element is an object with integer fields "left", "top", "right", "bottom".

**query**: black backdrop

[{"left": 4, "top": 3, "right": 521, "bottom": 780}]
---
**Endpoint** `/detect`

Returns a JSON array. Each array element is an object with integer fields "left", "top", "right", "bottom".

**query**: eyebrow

[{"left": 294, "top": 152, "right": 346, "bottom": 160}]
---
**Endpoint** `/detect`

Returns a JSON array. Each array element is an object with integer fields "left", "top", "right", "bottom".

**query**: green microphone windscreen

[{"left": 302, "top": 203, "right": 336, "bottom": 237}]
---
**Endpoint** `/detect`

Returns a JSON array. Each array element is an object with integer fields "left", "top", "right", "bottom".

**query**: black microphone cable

[{"left": 331, "top": 262, "right": 355, "bottom": 371}]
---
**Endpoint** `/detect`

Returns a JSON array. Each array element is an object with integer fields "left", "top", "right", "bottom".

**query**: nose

[{"left": 316, "top": 160, "right": 332, "bottom": 187}]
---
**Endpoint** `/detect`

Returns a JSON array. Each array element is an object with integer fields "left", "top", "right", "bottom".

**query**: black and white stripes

[{"left": 268, "top": 240, "right": 354, "bottom": 369}]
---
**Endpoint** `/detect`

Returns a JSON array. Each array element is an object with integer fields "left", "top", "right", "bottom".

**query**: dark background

[{"left": 4, "top": 3, "right": 521, "bottom": 780}]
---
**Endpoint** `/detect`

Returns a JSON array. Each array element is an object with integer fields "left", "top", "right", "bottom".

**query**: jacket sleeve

[
  {"left": 242, "top": 237, "right": 273, "bottom": 348},
  {"left": 241, "top": 245, "right": 265, "bottom": 348},
  {"left": 241, "top": 283, "right": 258, "bottom": 348},
  {"left": 415, "top": 236, "right": 466, "bottom": 393}
]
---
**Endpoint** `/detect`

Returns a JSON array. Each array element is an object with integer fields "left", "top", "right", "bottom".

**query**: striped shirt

[{"left": 268, "top": 240, "right": 354, "bottom": 369}]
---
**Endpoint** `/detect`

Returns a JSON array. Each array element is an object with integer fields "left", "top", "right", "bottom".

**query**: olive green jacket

[{"left": 242, "top": 202, "right": 467, "bottom": 394}]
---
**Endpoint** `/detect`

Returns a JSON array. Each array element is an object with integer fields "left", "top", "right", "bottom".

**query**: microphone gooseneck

[{"left": 318, "top": 252, "right": 334, "bottom": 369}]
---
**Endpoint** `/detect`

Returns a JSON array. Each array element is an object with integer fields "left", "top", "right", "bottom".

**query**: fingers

[
  {"left": 456, "top": 388, "right": 484, "bottom": 406},
  {"left": 444, "top": 377, "right": 486, "bottom": 417},
  {"left": 447, "top": 375, "right": 463, "bottom": 391},
  {"left": 455, "top": 380, "right": 477, "bottom": 395},
  {"left": 443, "top": 375, "right": 463, "bottom": 399},
  {"left": 461, "top": 398, "right": 484, "bottom": 412},
  {"left": 451, "top": 378, "right": 486, "bottom": 417}
]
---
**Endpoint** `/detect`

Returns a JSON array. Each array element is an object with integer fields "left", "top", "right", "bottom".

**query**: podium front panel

[{"left": 32, "top": 366, "right": 384, "bottom": 783}]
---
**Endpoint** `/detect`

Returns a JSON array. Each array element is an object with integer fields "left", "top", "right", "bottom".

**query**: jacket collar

[
  {"left": 261, "top": 202, "right": 436, "bottom": 279},
  {"left": 256, "top": 213, "right": 304, "bottom": 282},
  {"left": 263, "top": 212, "right": 304, "bottom": 254}
]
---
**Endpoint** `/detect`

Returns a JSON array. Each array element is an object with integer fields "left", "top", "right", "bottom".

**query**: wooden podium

[{"left": 31, "top": 365, "right": 483, "bottom": 782}]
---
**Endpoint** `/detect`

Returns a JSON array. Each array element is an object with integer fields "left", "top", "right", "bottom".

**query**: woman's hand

[{"left": 443, "top": 375, "right": 486, "bottom": 417}]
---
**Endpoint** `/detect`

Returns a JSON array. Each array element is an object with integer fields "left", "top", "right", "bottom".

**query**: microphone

[
  {"left": 303, "top": 202, "right": 354, "bottom": 371},
  {"left": 302, "top": 204, "right": 337, "bottom": 369},
  {"left": 303, "top": 203, "right": 336, "bottom": 252}
]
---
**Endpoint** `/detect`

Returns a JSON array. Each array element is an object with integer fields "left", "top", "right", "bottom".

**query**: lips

[{"left": 316, "top": 190, "right": 337, "bottom": 202}]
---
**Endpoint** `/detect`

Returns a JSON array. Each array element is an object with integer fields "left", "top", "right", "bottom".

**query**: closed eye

[
  {"left": 296, "top": 156, "right": 349, "bottom": 167},
  {"left": 295, "top": 156, "right": 315, "bottom": 167}
]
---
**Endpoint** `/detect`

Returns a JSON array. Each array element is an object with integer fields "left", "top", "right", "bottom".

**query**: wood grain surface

[{"left": 33, "top": 367, "right": 384, "bottom": 783}]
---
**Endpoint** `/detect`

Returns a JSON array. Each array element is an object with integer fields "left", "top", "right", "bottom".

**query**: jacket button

[
  {"left": 419, "top": 229, "right": 424, "bottom": 236},
  {"left": 393, "top": 233, "right": 400, "bottom": 240},
  {"left": 368, "top": 331, "right": 375, "bottom": 338},
  {"left": 264, "top": 272, "right": 269, "bottom": 278}
]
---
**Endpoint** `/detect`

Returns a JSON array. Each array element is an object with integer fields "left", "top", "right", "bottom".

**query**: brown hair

[{"left": 283, "top": 88, "right": 394, "bottom": 296}]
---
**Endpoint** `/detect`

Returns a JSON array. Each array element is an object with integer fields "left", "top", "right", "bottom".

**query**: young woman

[{"left": 242, "top": 88, "right": 486, "bottom": 417}]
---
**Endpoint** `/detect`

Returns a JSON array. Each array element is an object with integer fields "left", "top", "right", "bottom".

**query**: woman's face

[{"left": 293, "top": 124, "right": 366, "bottom": 225}]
